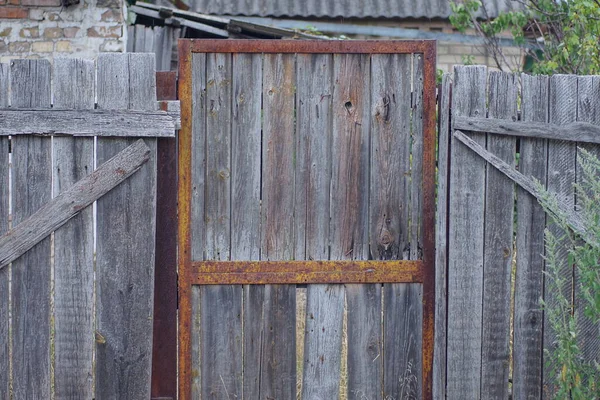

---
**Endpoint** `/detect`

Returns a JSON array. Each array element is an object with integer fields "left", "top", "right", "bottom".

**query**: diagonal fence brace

[{"left": 0, "top": 138, "right": 151, "bottom": 269}]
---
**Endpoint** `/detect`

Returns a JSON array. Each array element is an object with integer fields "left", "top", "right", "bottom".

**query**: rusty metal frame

[{"left": 177, "top": 39, "right": 437, "bottom": 400}]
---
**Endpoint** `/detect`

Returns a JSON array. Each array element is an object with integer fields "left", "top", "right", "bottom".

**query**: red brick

[
  {"left": 0, "top": 7, "right": 28, "bottom": 19},
  {"left": 21, "top": 0, "right": 61, "bottom": 6},
  {"left": 63, "top": 26, "right": 79, "bottom": 38},
  {"left": 0, "top": 0, "right": 6, "bottom": 5},
  {"left": 100, "top": 9, "right": 122, "bottom": 22}
]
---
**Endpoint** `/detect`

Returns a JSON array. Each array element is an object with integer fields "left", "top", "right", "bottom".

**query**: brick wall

[{"left": 0, "top": 0, "right": 125, "bottom": 62}]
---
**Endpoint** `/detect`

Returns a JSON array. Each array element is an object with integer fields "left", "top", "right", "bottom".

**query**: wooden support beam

[
  {"left": 454, "top": 116, "right": 600, "bottom": 144},
  {"left": 453, "top": 130, "right": 591, "bottom": 243},
  {"left": 0, "top": 139, "right": 151, "bottom": 269},
  {"left": 0, "top": 107, "right": 179, "bottom": 137}
]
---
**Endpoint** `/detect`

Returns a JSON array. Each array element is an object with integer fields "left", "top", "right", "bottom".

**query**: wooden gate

[{"left": 177, "top": 40, "right": 437, "bottom": 400}]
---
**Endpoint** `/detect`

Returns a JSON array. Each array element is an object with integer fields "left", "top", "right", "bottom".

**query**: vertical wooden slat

[
  {"left": 200, "top": 52, "right": 243, "bottom": 399},
  {"left": 0, "top": 62, "right": 9, "bottom": 400},
  {"left": 134, "top": 25, "right": 145, "bottom": 52},
  {"left": 154, "top": 27, "right": 165, "bottom": 70},
  {"left": 543, "top": 74, "right": 578, "bottom": 398},
  {"left": 480, "top": 71, "right": 518, "bottom": 399},
  {"left": 433, "top": 73, "right": 451, "bottom": 400},
  {"left": 232, "top": 53, "right": 264, "bottom": 397},
  {"left": 52, "top": 58, "right": 95, "bottom": 400},
  {"left": 446, "top": 65, "right": 487, "bottom": 399},
  {"left": 96, "top": 53, "right": 157, "bottom": 400},
  {"left": 513, "top": 74, "right": 549, "bottom": 400},
  {"left": 127, "top": 25, "right": 135, "bottom": 52},
  {"left": 10, "top": 59, "right": 52, "bottom": 400},
  {"left": 370, "top": 53, "right": 421, "bottom": 399},
  {"left": 411, "top": 54, "right": 424, "bottom": 260},
  {"left": 144, "top": 27, "right": 155, "bottom": 53},
  {"left": 294, "top": 53, "right": 340, "bottom": 399},
  {"left": 190, "top": 52, "right": 206, "bottom": 398},
  {"left": 152, "top": 71, "right": 178, "bottom": 399},
  {"left": 333, "top": 53, "right": 378, "bottom": 400},
  {"left": 574, "top": 75, "right": 600, "bottom": 376},
  {"left": 248, "top": 53, "right": 297, "bottom": 400}
]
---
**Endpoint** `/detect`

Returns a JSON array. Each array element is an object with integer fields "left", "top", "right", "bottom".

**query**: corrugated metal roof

[{"left": 189, "top": 0, "right": 520, "bottom": 19}]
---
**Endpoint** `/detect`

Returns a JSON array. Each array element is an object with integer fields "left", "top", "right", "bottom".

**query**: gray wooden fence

[
  {"left": 436, "top": 66, "right": 600, "bottom": 399},
  {"left": 0, "top": 54, "right": 177, "bottom": 399},
  {"left": 127, "top": 24, "right": 180, "bottom": 71}
]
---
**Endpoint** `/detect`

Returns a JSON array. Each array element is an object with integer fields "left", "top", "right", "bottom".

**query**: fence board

[
  {"left": 447, "top": 65, "right": 487, "bottom": 399},
  {"left": 0, "top": 62, "right": 8, "bottom": 400},
  {"left": 52, "top": 58, "right": 95, "bottom": 399},
  {"left": 574, "top": 75, "right": 600, "bottom": 376},
  {"left": 433, "top": 73, "right": 451, "bottom": 400},
  {"left": 201, "top": 52, "right": 243, "bottom": 399},
  {"left": 331, "top": 54, "right": 379, "bottom": 400},
  {"left": 513, "top": 74, "right": 549, "bottom": 400},
  {"left": 10, "top": 59, "right": 52, "bottom": 400},
  {"left": 254, "top": 53, "right": 297, "bottom": 400},
  {"left": 294, "top": 53, "right": 341, "bottom": 399},
  {"left": 369, "top": 53, "right": 421, "bottom": 399},
  {"left": 231, "top": 53, "right": 263, "bottom": 397},
  {"left": 96, "top": 53, "right": 157, "bottom": 400},
  {"left": 190, "top": 52, "right": 206, "bottom": 398},
  {"left": 480, "top": 71, "right": 517, "bottom": 399},
  {"left": 543, "top": 74, "right": 578, "bottom": 398}
]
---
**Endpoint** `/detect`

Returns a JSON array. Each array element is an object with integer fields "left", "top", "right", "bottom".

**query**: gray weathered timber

[
  {"left": 454, "top": 116, "right": 600, "bottom": 144},
  {"left": 144, "top": 27, "right": 155, "bottom": 53},
  {"left": 433, "top": 72, "right": 451, "bottom": 400},
  {"left": 543, "top": 74, "right": 578, "bottom": 399},
  {"left": 294, "top": 53, "right": 341, "bottom": 400},
  {"left": 512, "top": 74, "right": 548, "bottom": 400},
  {"left": 329, "top": 54, "right": 379, "bottom": 400},
  {"left": 201, "top": 52, "right": 243, "bottom": 400},
  {"left": 190, "top": 53, "right": 206, "bottom": 398},
  {"left": 0, "top": 63, "right": 8, "bottom": 400},
  {"left": 134, "top": 24, "right": 145, "bottom": 52},
  {"left": 411, "top": 53, "right": 424, "bottom": 260},
  {"left": 52, "top": 58, "right": 95, "bottom": 399},
  {"left": 10, "top": 59, "right": 52, "bottom": 400},
  {"left": 95, "top": 53, "right": 157, "bottom": 400},
  {"left": 453, "top": 130, "right": 588, "bottom": 241},
  {"left": 574, "top": 75, "right": 600, "bottom": 378},
  {"left": 253, "top": 53, "right": 297, "bottom": 400},
  {"left": 127, "top": 25, "right": 135, "bottom": 52},
  {"left": 232, "top": 52, "right": 263, "bottom": 398},
  {"left": 369, "top": 54, "right": 421, "bottom": 399},
  {"left": 446, "top": 65, "right": 487, "bottom": 399},
  {"left": 0, "top": 108, "right": 177, "bottom": 137},
  {"left": 480, "top": 71, "right": 517, "bottom": 399}
]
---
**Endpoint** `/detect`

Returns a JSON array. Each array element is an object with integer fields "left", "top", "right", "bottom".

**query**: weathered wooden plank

[
  {"left": 248, "top": 53, "right": 297, "bottom": 400},
  {"left": 95, "top": 53, "right": 157, "bottom": 400},
  {"left": 453, "top": 130, "right": 588, "bottom": 241},
  {"left": 231, "top": 53, "right": 263, "bottom": 398},
  {"left": 433, "top": 73, "right": 451, "bottom": 400},
  {"left": 543, "top": 74, "right": 578, "bottom": 399},
  {"left": 200, "top": 52, "right": 243, "bottom": 400},
  {"left": 10, "top": 59, "right": 52, "bottom": 399},
  {"left": 134, "top": 24, "right": 145, "bottom": 52},
  {"left": 0, "top": 62, "right": 9, "bottom": 400},
  {"left": 480, "top": 71, "right": 517, "bottom": 399},
  {"left": 144, "top": 26, "right": 155, "bottom": 53},
  {"left": 331, "top": 53, "right": 376, "bottom": 400},
  {"left": 0, "top": 139, "right": 151, "bottom": 269},
  {"left": 446, "top": 65, "right": 487, "bottom": 399},
  {"left": 0, "top": 108, "right": 177, "bottom": 137},
  {"left": 411, "top": 53, "right": 424, "bottom": 260},
  {"left": 574, "top": 75, "right": 600, "bottom": 379},
  {"left": 454, "top": 116, "right": 600, "bottom": 144},
  {"left": 51, "top": 58, "right": 94, "bottom": 399},
  {"left": 513, "top": 74, "right": 548, "bottom": 400},
  {"left": 127, "top": 25, "right": 135, "bottom": 52},
  {"left": 294, "top": 53, "right": 340, "bottom": 399},
  {"left": 370, "top": 53, "right": 421, "bottom": 399},
  {"left": 189, "top": 52, "right": 206, "bottom": 398}
]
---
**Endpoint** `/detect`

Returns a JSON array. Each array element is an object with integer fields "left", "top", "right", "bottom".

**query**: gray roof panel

[{"left": 190, "top": 0, "right": 520, "bottom": 19}]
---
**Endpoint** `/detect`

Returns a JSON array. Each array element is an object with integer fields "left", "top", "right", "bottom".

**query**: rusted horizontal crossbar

[
  {"left": 182, "top": 39, "right": 434, "bottom": 54},
  {"left": 191, "top": 260, "right": 423, "bottom": 284}
]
